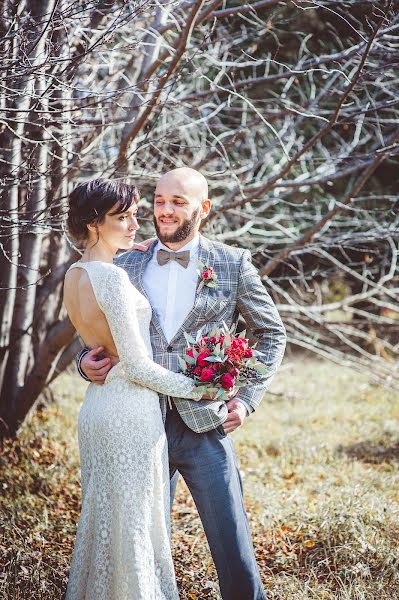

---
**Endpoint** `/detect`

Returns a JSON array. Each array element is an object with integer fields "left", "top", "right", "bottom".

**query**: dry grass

[{"left": 1, "top": 359, "right": 399, "bottom": 599}]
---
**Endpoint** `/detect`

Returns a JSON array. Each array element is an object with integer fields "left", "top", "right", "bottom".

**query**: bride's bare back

[{"left": 64, "top": 266, "right": 119, "bottom": 364}]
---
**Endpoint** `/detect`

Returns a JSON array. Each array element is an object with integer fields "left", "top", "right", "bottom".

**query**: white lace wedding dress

[{"left": 65, "top": 261, "right": 199, "bottom": 600}]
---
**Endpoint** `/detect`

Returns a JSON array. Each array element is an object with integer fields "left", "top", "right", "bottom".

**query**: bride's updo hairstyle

[{"left": 67, "top": 178, "right": 140, "bottom": 244}]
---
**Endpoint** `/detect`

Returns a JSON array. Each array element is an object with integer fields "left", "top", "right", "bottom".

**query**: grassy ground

[{"left": 1, "top": 358, "right": 399, "bottom": 599}]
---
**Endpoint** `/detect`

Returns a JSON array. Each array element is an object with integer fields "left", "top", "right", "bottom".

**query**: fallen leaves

[{"left": 2, "top": 365, "right": 399, "bottom": 599}]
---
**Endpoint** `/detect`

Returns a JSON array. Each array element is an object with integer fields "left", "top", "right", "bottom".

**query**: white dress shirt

[{"left": 142, "top": 235, "right": 200, "bottom": 343}]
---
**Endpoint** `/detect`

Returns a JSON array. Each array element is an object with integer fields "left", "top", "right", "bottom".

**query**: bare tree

[{"left": 0, "top": 0, "right": 398, "bottom": 437}]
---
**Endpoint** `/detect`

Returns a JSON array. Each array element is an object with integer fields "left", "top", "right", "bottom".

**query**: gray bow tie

[{"left": 157, "top": 248, "right": 190, "bottom": 269}]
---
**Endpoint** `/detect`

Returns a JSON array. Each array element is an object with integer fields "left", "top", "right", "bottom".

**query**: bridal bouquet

[{"left": 179, "top": 324, "right": 267, "bottom": 400}]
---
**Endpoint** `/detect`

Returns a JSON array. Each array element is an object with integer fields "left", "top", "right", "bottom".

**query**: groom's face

[{"left": 153, "top": 173, "right": 209, "bottom": 244}]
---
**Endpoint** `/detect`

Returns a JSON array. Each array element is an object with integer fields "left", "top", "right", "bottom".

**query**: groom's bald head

[
  {"left": 156, "top": 167, "right": 208, "bottom": 203},
  {"left": 154, "top": 167, "right": 211, "bottom": 249}
]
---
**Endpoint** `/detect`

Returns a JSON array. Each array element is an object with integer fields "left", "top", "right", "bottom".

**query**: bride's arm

[{"left": 98, "top": 266, "right": 202, "bottom": 400}]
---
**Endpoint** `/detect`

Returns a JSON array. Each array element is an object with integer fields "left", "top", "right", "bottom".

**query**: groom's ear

[{"left": 200, "top": 198, "right": 211, "bottom": 219}]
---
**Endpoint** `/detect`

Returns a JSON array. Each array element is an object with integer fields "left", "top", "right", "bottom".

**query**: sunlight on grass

[{"left": 1, "top": 359, "right": 399, "bottom": 599}]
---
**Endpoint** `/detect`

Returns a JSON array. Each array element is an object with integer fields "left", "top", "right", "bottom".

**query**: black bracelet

[{"left": 76, "top": 348, "right": 91, "bottom": 382}]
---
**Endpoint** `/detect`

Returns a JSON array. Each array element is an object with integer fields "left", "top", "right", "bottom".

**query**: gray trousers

[{"left": 166, "top": 403, "right": 266, "bottom": 600}]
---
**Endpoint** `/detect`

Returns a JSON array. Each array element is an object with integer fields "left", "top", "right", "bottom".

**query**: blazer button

[{"left": 167, "top": 345, "right": 173, "bottom": 352}]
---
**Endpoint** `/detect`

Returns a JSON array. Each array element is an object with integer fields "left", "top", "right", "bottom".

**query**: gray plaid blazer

[{"left": 110, "top": 235, "right": 286, "bottom": 434}]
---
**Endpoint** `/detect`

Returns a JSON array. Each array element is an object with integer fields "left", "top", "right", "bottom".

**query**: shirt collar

[{"left": 156, "top": 234, "right": 200, "bottom": 256}]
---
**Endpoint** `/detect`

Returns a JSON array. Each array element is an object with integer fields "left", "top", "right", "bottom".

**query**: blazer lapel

[{"left": 129, "top": 244, "right": 154, "bottom": 295}]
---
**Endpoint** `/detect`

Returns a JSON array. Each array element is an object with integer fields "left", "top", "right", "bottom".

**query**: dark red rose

[
  {"left": 197, "top": 350, "right": 211, "bottom": 367},
  {"left": 221, "top": 373, "right": 235, "bottom": 389},
  {"left": 194, "top": 366, "right": 202, "bottom": 376},
  {"left": 211, "top": 336, "right": 217, "bottom": 344},
  {"left": 230, "top": 367, "right": 240, "bottom": 377},
  {"left": 200, "top": 368, "right": 215, "bottom": 382},
  {"left": 244, "top": 348, "right": 253, "bottom": 358}
]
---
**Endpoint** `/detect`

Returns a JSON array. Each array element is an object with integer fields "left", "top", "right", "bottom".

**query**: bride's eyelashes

[{"left": 118, "top": 212, "right": 138, "bottom": 222}]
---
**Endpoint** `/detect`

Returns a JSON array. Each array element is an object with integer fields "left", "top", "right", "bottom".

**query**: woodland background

[
  {"left": 0, "top": 0, "right": 398, "bottom": 435},
  {"left": 0, "top": 1, "right": 398, "bottom": 598}
]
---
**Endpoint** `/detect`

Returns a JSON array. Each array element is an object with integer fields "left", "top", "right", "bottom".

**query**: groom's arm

[{"left": 234, "top": 250, "right": 286, "bottom": 412}]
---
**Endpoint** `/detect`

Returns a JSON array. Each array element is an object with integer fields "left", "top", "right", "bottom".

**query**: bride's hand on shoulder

[{"left": 133, "top": 238, "right": 156, "bottom": 252}]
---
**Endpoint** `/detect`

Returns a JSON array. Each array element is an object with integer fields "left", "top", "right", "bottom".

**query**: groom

[{"left": 77, "top": 167, "right": 286, "bottom": 599}]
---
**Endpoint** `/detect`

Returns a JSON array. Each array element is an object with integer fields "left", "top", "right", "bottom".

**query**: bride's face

[{"left": 89, "top": 202, "right": 140, "bottom": 251}]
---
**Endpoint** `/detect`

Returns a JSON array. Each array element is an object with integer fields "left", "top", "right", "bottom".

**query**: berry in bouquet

[{"left": 178, "top": 323, "right": 268, "bottom": 400}]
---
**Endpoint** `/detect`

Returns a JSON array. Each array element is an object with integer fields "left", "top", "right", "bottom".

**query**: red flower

[
  {"left": 232, "top": 337, "right": 248, "bottom": 350},
  {"left": 221, "top": 373, "right": 235, "bottom": 389},
  {"left": 200, "top": 368, "right": 215, "bottom": 382},
  {"left": 197, "top": 350, "right": 211, "bottom": 367},
  {"left": 229, "top": 367, "right": 240, "bottom": 377},
  {"left": 203, "top": 267, "right": 214, "bottom": 280},
  {"left": 244, "top": 348, "right": 253, "bottom": 358},
  {"left": 186, "top": 349, "right": 194, "bottom": 358},
  {"left": 197, "top": 262, "right": 218, "bottom": 291},
  {"left": 194, "top": 366, "right": 202, "bottom": 376},
  {"left": 226, "top": 347, "right": 245, "bottom": 364}
]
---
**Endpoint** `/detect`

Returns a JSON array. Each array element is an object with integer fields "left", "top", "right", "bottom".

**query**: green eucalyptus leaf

[
  {"left": 178, "top": 356, "right": 188, "bottom": 372},
  {"left": 195, "top": 385, "right": 208, "bottom": 396},
  {"left": 196, "top": 326, "right": 204, "bottom": 343},
  {"left": 184, "top": 331, "right": 196, "bottom": 345}
]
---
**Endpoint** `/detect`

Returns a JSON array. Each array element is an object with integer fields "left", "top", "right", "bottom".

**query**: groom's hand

[
  {"left": 223, "top": 399, "right": 247, "bottom": 433},
  {"left": 81, "top": 346, "right": 112, "bottom": 384}
]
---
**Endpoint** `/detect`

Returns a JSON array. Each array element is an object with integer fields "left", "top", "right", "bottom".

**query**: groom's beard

[{"left": 154, "top": 208, "right": 200, "bottom": 244}]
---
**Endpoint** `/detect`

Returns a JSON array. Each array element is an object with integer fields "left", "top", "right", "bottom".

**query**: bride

[{"left": 63, "top": 178, "right": 205, "bottom": 600}]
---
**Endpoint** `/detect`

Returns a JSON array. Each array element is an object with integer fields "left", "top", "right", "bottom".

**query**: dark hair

[{"left": 67, "top": 178, "right": 140, "bottom": 244}]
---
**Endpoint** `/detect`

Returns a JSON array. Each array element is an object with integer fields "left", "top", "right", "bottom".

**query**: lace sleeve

[{"left": 97, "top": 265, "right": 201, "bottom": 400}]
